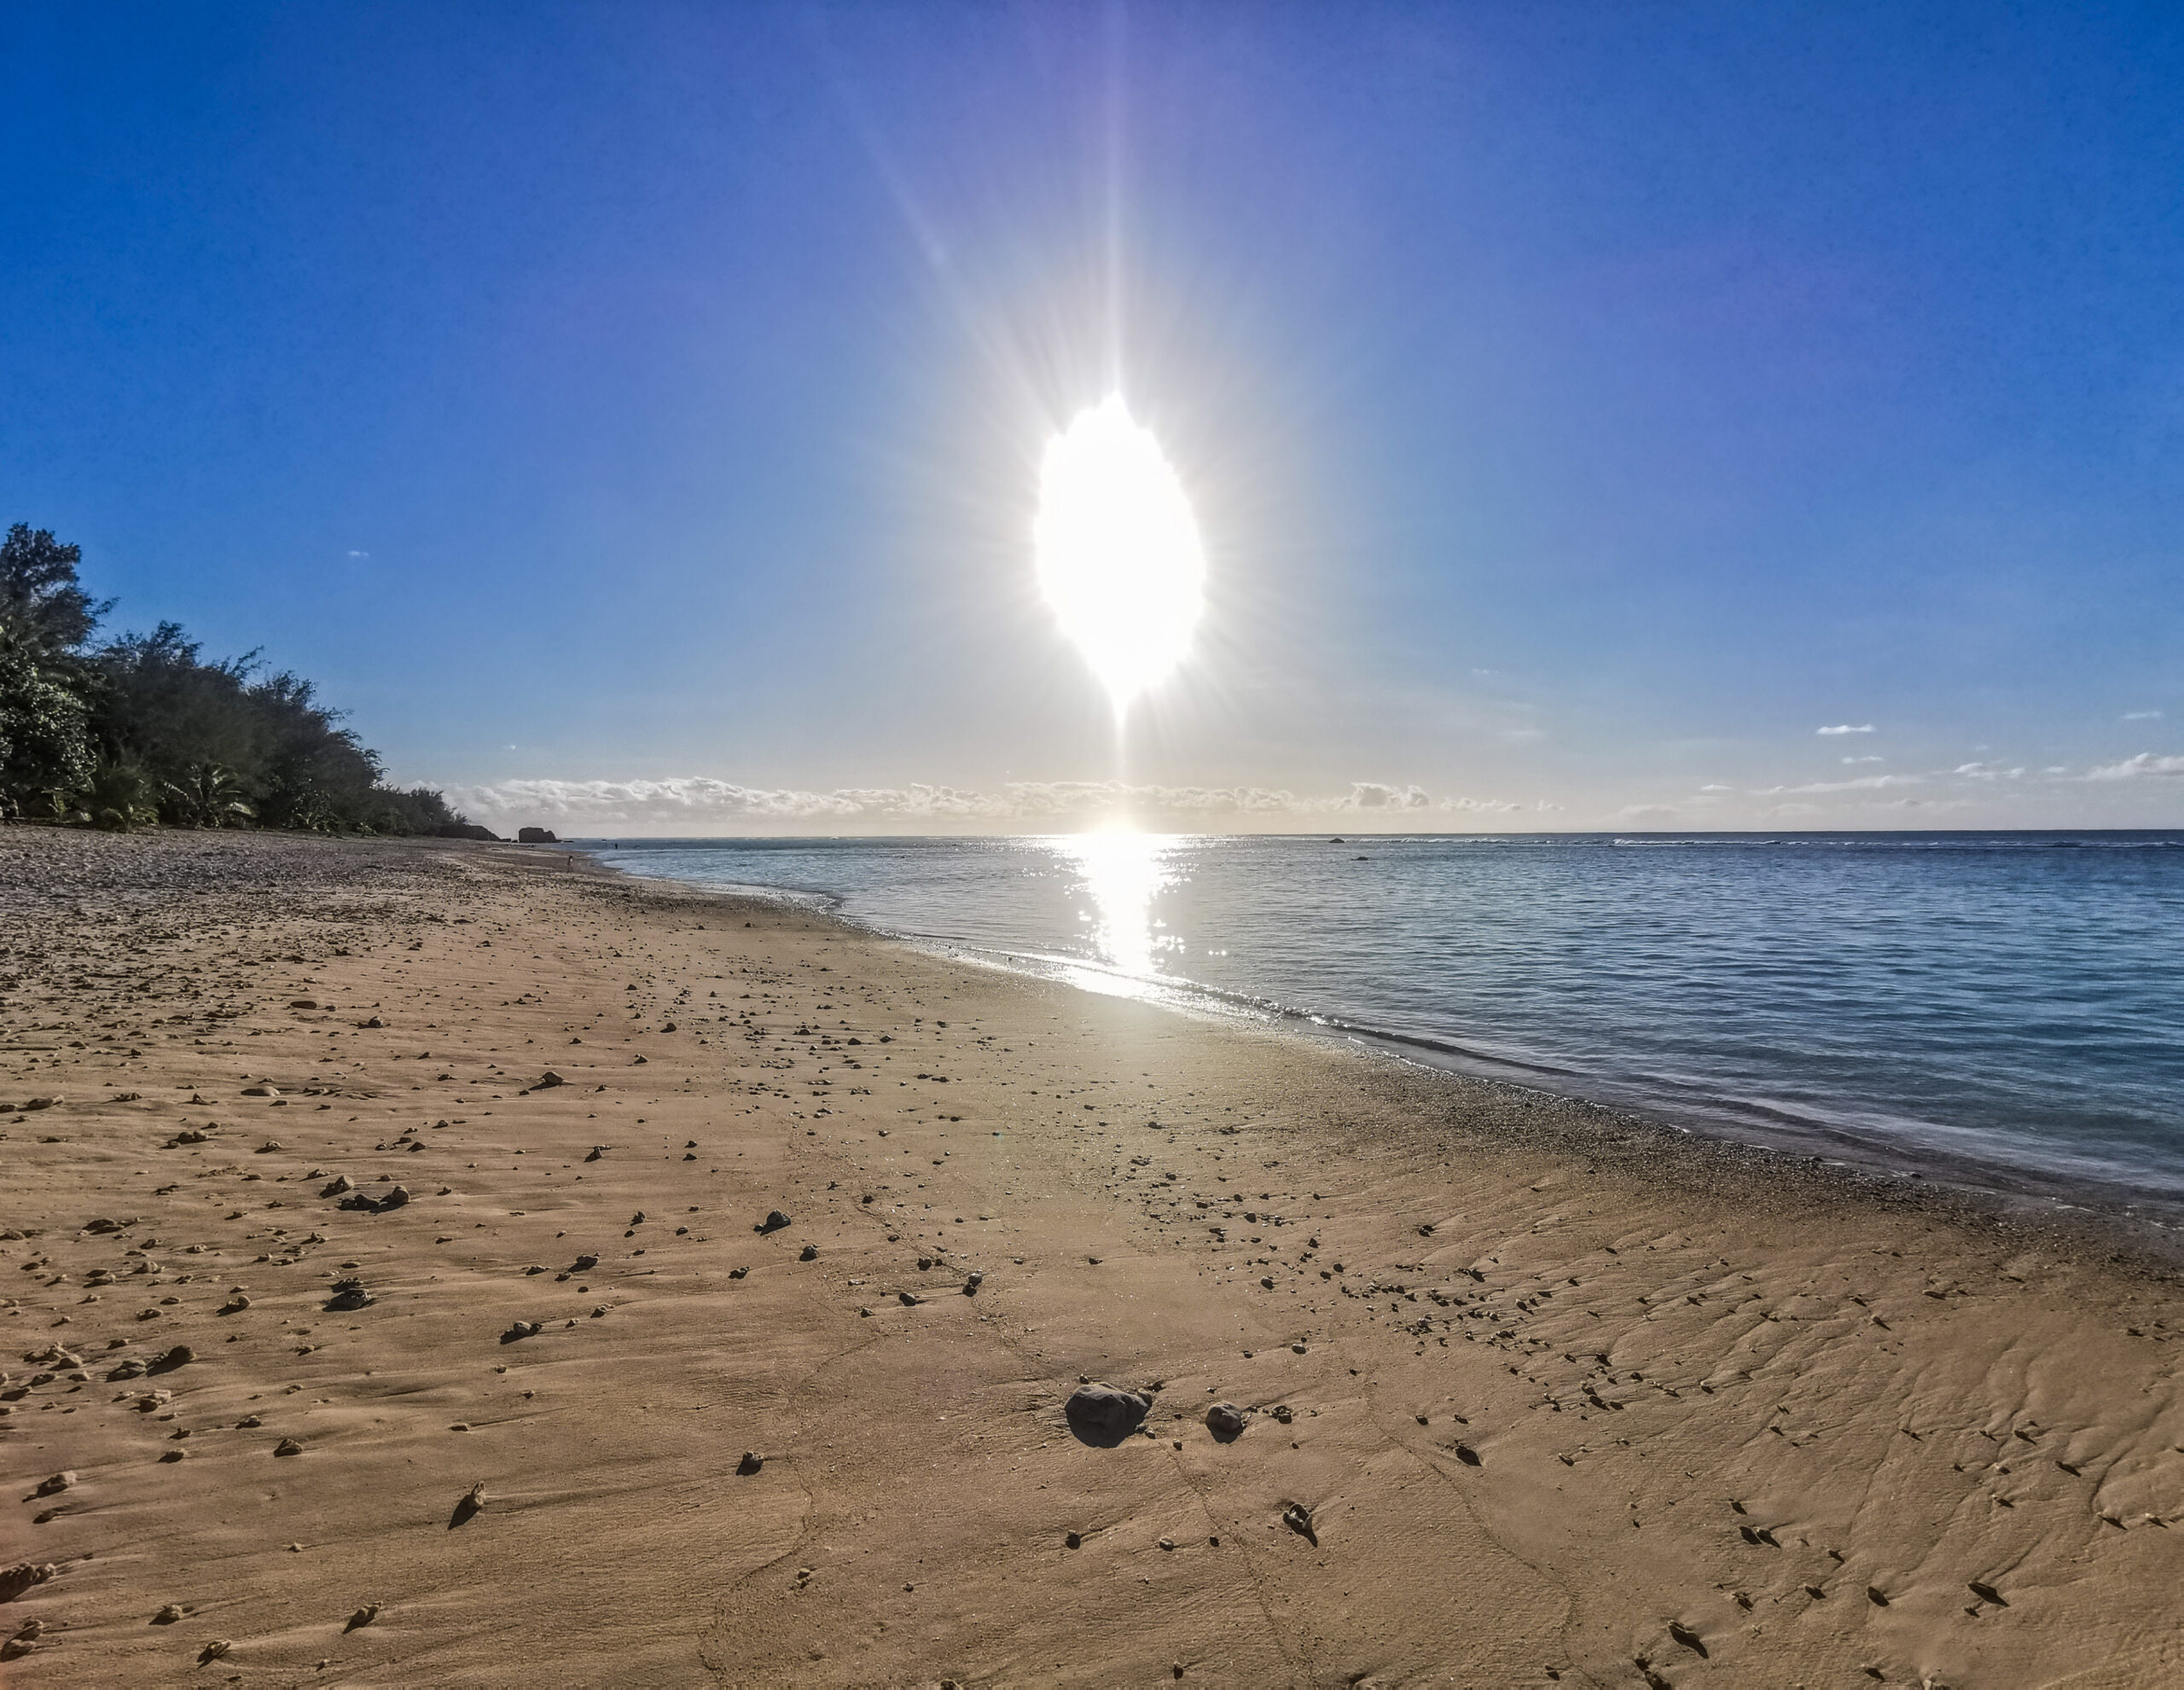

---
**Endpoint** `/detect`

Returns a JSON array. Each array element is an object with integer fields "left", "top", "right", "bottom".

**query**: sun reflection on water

[{"left": 1054, "top": 829, "right": 1182, "bottom": 996}]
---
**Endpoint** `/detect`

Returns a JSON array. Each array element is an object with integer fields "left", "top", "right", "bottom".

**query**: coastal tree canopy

[{"left": 0, "top": 520, "right": 477, "bottom": 835}]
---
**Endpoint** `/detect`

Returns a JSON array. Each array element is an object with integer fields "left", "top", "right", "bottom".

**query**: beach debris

[
  {"left": 343, "top": 1602, "right": 381, "bottom": 1633},
  {"left": 274, "top": 1438, "right": 304, "bottom": 1457},
  {"left": 153, "top": 1605, "right": 185, "bottom": 1624},
  {"left": 1968, "top": 1580, "right": 2007, "bottom": 1607},
  {"left": 325, "top": 1278, "right": 375, "bottom": 1311},
  {"left": 2, "top": 1563, "right": 56, "bottom": 1602},
  {"left": 1065, "top": 1382, "right": 1152, "bottom": 1442},
  {"left": 501, "top": 1321, "right": 543, "bottom": 1344},
  {"left": 450, "top": 1481, "right": 487, "bottom": 1528},
  {"left": 1281, "top": 1501, "right": 1317, "bottom": 1545},
  {"left": 1205, "top": 1403, "right": 1249, "bottom": 1439},
  {"left": 758, "top": 1210, "right": 792, "bottom": 1234},
  {"left": 738, "top": 1452, "right": 764, "bottom": 1476}
]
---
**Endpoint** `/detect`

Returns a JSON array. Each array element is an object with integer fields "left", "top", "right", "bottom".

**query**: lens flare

[{"left": 1034, "top": 395, "right": 1205, "bottom": 718}]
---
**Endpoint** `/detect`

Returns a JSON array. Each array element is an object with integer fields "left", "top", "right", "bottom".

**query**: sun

[{"left": 1034, "top": 394, "right": 1206, "bottom": 720}]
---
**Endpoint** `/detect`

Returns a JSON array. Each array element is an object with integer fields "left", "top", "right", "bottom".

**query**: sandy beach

[{"left": 3, "top": 828, "right": 2179, "bottom": 1688}]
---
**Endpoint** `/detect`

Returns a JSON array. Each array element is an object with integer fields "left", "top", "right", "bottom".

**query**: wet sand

[{"left": 3, "top": 828, "right": 2180, "bottom": 1687}]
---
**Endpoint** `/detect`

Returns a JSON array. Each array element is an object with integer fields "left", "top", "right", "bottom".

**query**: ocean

[{"left": 578, "top": 832, "right": 2184, "bottom": 1222}]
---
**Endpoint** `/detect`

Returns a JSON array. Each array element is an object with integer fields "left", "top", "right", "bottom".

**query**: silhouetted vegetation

[{"left": 1, "top": 522, "right": 485, "bottom": 836}]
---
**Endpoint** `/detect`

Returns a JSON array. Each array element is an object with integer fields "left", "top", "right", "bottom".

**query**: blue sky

[{"left": 4, "top": 2, "right": 2181, "bottom": 832}]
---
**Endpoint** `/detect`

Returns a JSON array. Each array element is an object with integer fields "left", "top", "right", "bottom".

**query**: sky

[{"left": 4, "top": 1, "right": 2181, "bottom": 833}]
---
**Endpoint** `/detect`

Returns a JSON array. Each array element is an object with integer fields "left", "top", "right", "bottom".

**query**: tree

[{"left": 1, "top": 523, "right": 108, "bottom": 654}]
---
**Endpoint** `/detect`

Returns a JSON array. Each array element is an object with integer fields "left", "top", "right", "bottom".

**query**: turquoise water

[{"left": 582, "top": 832, "right": 2184, "bottom": 1219}]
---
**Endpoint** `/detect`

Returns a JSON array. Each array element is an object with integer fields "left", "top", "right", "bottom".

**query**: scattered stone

[
  {"left": 738, "top": 1452, "right": 764, "bottom": 1476},
  {"left": 274, "top": 1438, "right": 304, "bottom": 1457},
  {"left": 450, "top": 1481, "right": 487, "bottom": 1527},
  {"left": 570, "top": 1254, "right": 599, "bottom": 1272},
  {"left": 344, "top": 1602, "right": 381, "bottom": 1633},
  {"left": 153, "top": 1605, "right": 185, "bottom": 1624},
  {"left": 1065, "top": 1383, "right": 1151, "bottom": 1440},
  {"left": 584, "top": 1146, "right": 605, "bottom": 1161},
  {"left": 898, "top": 1291, "right": 921, "bottom": 1306},
  {"left": 799, "top": 1244, "right": 818, "bottom": 1262},
  {"left": 33, "top": 1472, "right": 75, "bottom": 1497},
  {"left": 1281, "top": 1501, "right": 1317, "bottom": 1545},
  {"left": 758, "top": 1210, "right": 792, "bottom": 1234},
  {"left": 533, "top": 1072, "right": 566, "bottom": 1089},
  {"left": 501, "top": 1321, "right": 543, "bottom": 1343},
  {"left": 240, "top": 1084, "right": 280, "bottom": 1098},
  {"left": 1453, "top": 1443, "right": 1482, "bottom": 1466},
  {"left": 728, "top": 1266, "right": 749, "bottom": 1280},
  {"left": 1669, "top": 1621, "right": 1706, "bottom": 1657},
  {"left": 325, "top": 1278, "right": 375, "bottom": 1311},
  {"left": 962, "top": 1270, "right": 984, "bottom": 1295},
  {"left": 1205, "top": 1403, "right": 1248, "bottom": 1439},
  {"left": 1, "top": 1564, "right": 56, "bottom": 1602},
  {"left": 1064, "top": 1531, "right": 1083, "bottom": 1549},
  {"left": 198, "top": 1640, "right": 231, "bottom": 1664}
]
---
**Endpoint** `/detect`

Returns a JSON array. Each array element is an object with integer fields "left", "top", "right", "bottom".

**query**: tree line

[{"left": 0, "top": 522, "right": 488, "bottom": 836}]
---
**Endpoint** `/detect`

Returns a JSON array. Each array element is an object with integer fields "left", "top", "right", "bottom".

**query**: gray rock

[{"left": 1065, "top": 1383, "right": 1151, "bottom": 1439}]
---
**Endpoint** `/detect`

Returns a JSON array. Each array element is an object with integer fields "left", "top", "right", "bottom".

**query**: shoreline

[
  {"left": 3, "top": 828, "right": 2179, "bottom": 1687},
  {"left": 597, "top": 844, "right": 2184, "bottom": 1261}
]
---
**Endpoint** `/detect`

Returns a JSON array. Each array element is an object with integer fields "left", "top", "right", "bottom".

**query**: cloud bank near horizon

[{"left": 447, "top": 776, "right": 1548, "bottom": 832}]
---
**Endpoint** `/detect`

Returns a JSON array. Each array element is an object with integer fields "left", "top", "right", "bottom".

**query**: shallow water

[{"left": 581, "top": 832, "right": 2184, "bottom": 1216}]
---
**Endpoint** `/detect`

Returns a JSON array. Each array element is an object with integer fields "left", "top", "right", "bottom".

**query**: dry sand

[{"left": 2, "top": 828, "right": 2179, "bottom": 1688}]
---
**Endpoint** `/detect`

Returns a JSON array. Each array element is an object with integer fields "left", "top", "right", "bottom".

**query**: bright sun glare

[{"left": 1034, "top": 394, "right": 1205, "bottom": 721}]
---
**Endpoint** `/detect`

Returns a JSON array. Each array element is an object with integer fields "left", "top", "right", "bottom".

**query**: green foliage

[
  {"left": 0, "top": 620, "right": 98, "bottom": 809},
  {"left": 2, "top": 523, "right": 110, "bottom": 654},
  {"left": 84, "top": 758, "right": 159, "bottom": 831},
  {"left": 0, "top": 521, "right": 473, "bottom": 836}
]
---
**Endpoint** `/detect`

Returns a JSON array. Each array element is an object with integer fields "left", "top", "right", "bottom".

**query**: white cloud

[
  {"left": 2087, "top": 752, "right": 2184, "bottom": 781},
  {"left": 346, "top": 549, "right": 369, "bottom": 558},
  {"left": 1698, "top": 783, "right": 1732, "bottom": 793},
  {"left": 2123, "top": 710, "right": 2164, "bottom": 721},
  {"left": 1840, "top": 755, "right": 1884, "bottom": 764},
  {"left": 1754, "top": 773, "right": 1919, "bottom": 796},
  {"left": 1815, "top": 723, "right": 1875, "bottom": 735},
  {"left": 447, "top": 775, "right": 1528, "bottom": 829}
]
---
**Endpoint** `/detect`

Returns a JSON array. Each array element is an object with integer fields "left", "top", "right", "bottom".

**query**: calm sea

[{"left": 579, "top": 833, "right": 2184, "bottom": 1221}]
